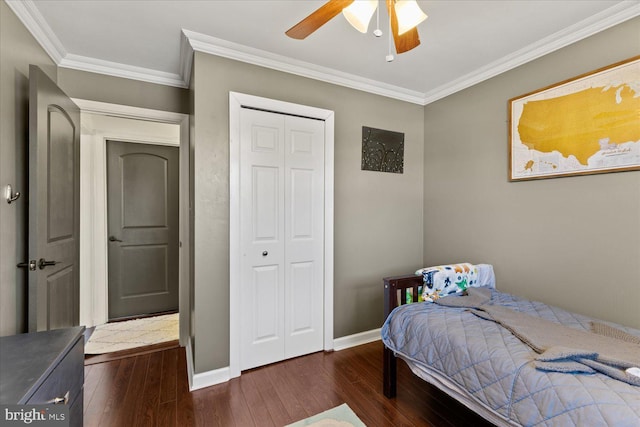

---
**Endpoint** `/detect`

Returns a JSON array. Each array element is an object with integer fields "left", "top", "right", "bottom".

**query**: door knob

[
  {"left": 262, "top": 251, "right": 268, "bottom": 256},
  {"left": 109, "top": 236, "right": 123, "bottom": 242},
  {"left": 38, "top": 258, "right": 59, "bottom": 270},
  {"left": 17, "top": 260, "right": 37, "bottom": 271}
]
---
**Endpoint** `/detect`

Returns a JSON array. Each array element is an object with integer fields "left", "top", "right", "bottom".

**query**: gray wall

[
  {"left": 58, "top": 68, "right": 189, "bottom": 114},
  {"left": 423, "top": 17, "right": 640, "bottom": 329},
  {"left": 0, "top": 1, "right": 57, "bottom": 336},
  {"left": 191, "top": 53, "right": 424, "bottom": 372}
]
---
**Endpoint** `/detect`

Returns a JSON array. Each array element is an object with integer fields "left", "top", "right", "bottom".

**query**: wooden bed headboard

[{"left": 383, "top": 274, "right": 424, "bottom": 321}]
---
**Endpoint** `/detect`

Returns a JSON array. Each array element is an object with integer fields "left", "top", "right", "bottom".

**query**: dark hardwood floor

[{"left": 84, "top": 340, "right": 494, "bottom": 427}]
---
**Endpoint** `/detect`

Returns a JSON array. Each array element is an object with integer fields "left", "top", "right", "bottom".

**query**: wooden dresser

[{"left": 0, "top": 326, "right": 85, "bottom": 427}]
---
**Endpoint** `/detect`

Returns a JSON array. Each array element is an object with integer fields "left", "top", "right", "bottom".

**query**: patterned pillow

[{"left": 417, "top": 263, "right": 479, "bottom": 302}]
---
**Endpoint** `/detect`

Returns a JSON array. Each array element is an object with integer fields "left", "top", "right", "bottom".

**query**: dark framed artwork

[{"left": 361, "top": 126, "right": 404, "bottom": 173}]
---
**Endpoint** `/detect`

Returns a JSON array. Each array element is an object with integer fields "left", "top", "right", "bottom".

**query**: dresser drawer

[{"left": 26, "top": 336, "right": 84, "bottom": 406}]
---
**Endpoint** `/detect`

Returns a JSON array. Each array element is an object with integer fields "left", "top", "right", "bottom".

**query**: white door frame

[
  {"left": 75, "top": 99, "right": 190, "bottom": 346},
  {"left": 229, "top": 92, "right": 334, "bottom": 378}
]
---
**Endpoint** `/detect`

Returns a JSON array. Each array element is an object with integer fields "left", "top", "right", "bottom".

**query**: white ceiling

[{"left": 8, "top": 0, "right": 640, "bottom": 104}]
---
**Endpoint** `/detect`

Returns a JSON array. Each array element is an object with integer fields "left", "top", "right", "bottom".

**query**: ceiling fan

[{"left": 286, "top": 0, "right": 427, "bottom": 55}]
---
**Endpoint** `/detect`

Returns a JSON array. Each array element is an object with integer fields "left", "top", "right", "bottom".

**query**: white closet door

[
  {"left": 239, "top": 108, "right": 324, "bottom": 370},
  {"left": 240, "top": 109, "right": 286, "bottom": 370},
  {"left": 284, "top": 116, "right": 325, "bottom": 359}
]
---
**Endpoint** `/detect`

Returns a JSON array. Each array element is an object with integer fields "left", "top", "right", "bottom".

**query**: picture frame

[
  {"left": 508, "top": 56, "right": 640, "bottom": 181},
  {"left": 361, "top": 126, "right": 404, "bottom": 174}
]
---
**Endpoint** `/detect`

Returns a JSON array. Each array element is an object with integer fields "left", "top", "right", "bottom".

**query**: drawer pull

[{"left": 48, "top": 391, "right": 69, "bottom": 405}]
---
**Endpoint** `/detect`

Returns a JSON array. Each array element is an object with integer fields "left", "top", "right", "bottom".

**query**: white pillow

[{"left": 415, "top": 263, "right": 495, "bottom": 302}]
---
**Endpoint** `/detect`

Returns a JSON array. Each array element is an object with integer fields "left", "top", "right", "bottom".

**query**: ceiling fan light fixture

[
  {"left": 342, "top": 0, "right": 378, "bottom": 33},
  {"left": 395, "top": 0, "right": 427, "bottom": 35}
]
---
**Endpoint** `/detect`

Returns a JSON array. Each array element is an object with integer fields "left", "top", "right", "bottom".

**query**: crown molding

[
  {"left": 59, "top": 53, "right": 187, "bottom": 88},
  {"left": 7, "top": 0, "right": 640, "bottom": 104},
  {"left": 422, "top": 0, "right": 640, "bottom": 104},
  {"left": 179, "top": 31, "right": 194, "bottom": 88},
  {"left": 4, "top": 0, "right": 66, "bottom": 63},
  {"left": 182, "top": 29, "right": 426, "bottom": 105},
  {"left": 6, "top": 0, "right": 188, "bottom": 88}
]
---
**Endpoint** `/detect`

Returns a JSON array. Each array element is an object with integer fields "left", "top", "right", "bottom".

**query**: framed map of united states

[{"left": 509, "top": 56, "right": 640, "bottom": 181}]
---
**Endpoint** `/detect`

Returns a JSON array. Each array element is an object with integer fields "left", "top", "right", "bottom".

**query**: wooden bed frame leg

[{"left": 383, "top": 346, "right": 397, "bottom": 398}]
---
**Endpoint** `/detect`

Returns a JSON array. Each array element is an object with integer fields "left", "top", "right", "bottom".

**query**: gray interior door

[
  {"left": 28, "top": 65, "right": 80, "bottom": 331},
  {"left": 107, "top": 140, "right": 179, "bottom": 320}
]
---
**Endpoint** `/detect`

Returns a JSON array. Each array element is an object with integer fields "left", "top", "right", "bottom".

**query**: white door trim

[
  {"left": 74, "top": 99, "right": 190, "bottom": 347},
  {"left": 229, "top": 92, "right": 334, "bottom": 378}
]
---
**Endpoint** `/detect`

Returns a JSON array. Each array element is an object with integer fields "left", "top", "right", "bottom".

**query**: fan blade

[
  {"left": 395, "top": 27, "right": 420, "bottom": 53},
  {"left": 386, "top": 0, "right": 421, "bottom": 53},
  {"left": 286, "top": 0, "right": 354, "bottom": 40}
]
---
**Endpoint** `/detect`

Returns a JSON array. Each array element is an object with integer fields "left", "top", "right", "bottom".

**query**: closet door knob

[{"left": 262, "top": 251, "right": 268, "bottom": 256}]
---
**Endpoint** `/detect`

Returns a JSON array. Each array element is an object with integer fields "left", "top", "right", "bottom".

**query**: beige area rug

[
  {"left": 286, "top": 404, "right": 366, "bottom": 427},
  {"left": 85, "top": 313, "right": 178, "bottom": 354}
]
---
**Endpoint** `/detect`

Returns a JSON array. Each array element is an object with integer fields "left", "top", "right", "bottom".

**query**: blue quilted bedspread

[{"left": 381, "top": 287, "right": 640, "bottom": 426}]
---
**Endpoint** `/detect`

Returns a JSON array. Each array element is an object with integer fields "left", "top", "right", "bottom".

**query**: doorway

[
  {"left": 229, "top": 92, "right": 335, "bottom": 378},
  {"left": 106, "top": 140, "right": 179, "bottom": 320},
  {"left": 76, "top": 100, "right": 190, "bottom": 348}
]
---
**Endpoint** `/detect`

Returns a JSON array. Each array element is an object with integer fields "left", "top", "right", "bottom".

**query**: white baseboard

[
  {"left": 333, "top": 328, "right": 381, "bottom": 351},
  {"left": 186, "top": 340, "right": 231, "bottom": 391}
]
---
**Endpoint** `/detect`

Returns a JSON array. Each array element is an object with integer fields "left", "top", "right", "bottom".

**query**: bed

[{"left": 381, "top": 269, "right": 640, "bottom": 427}]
